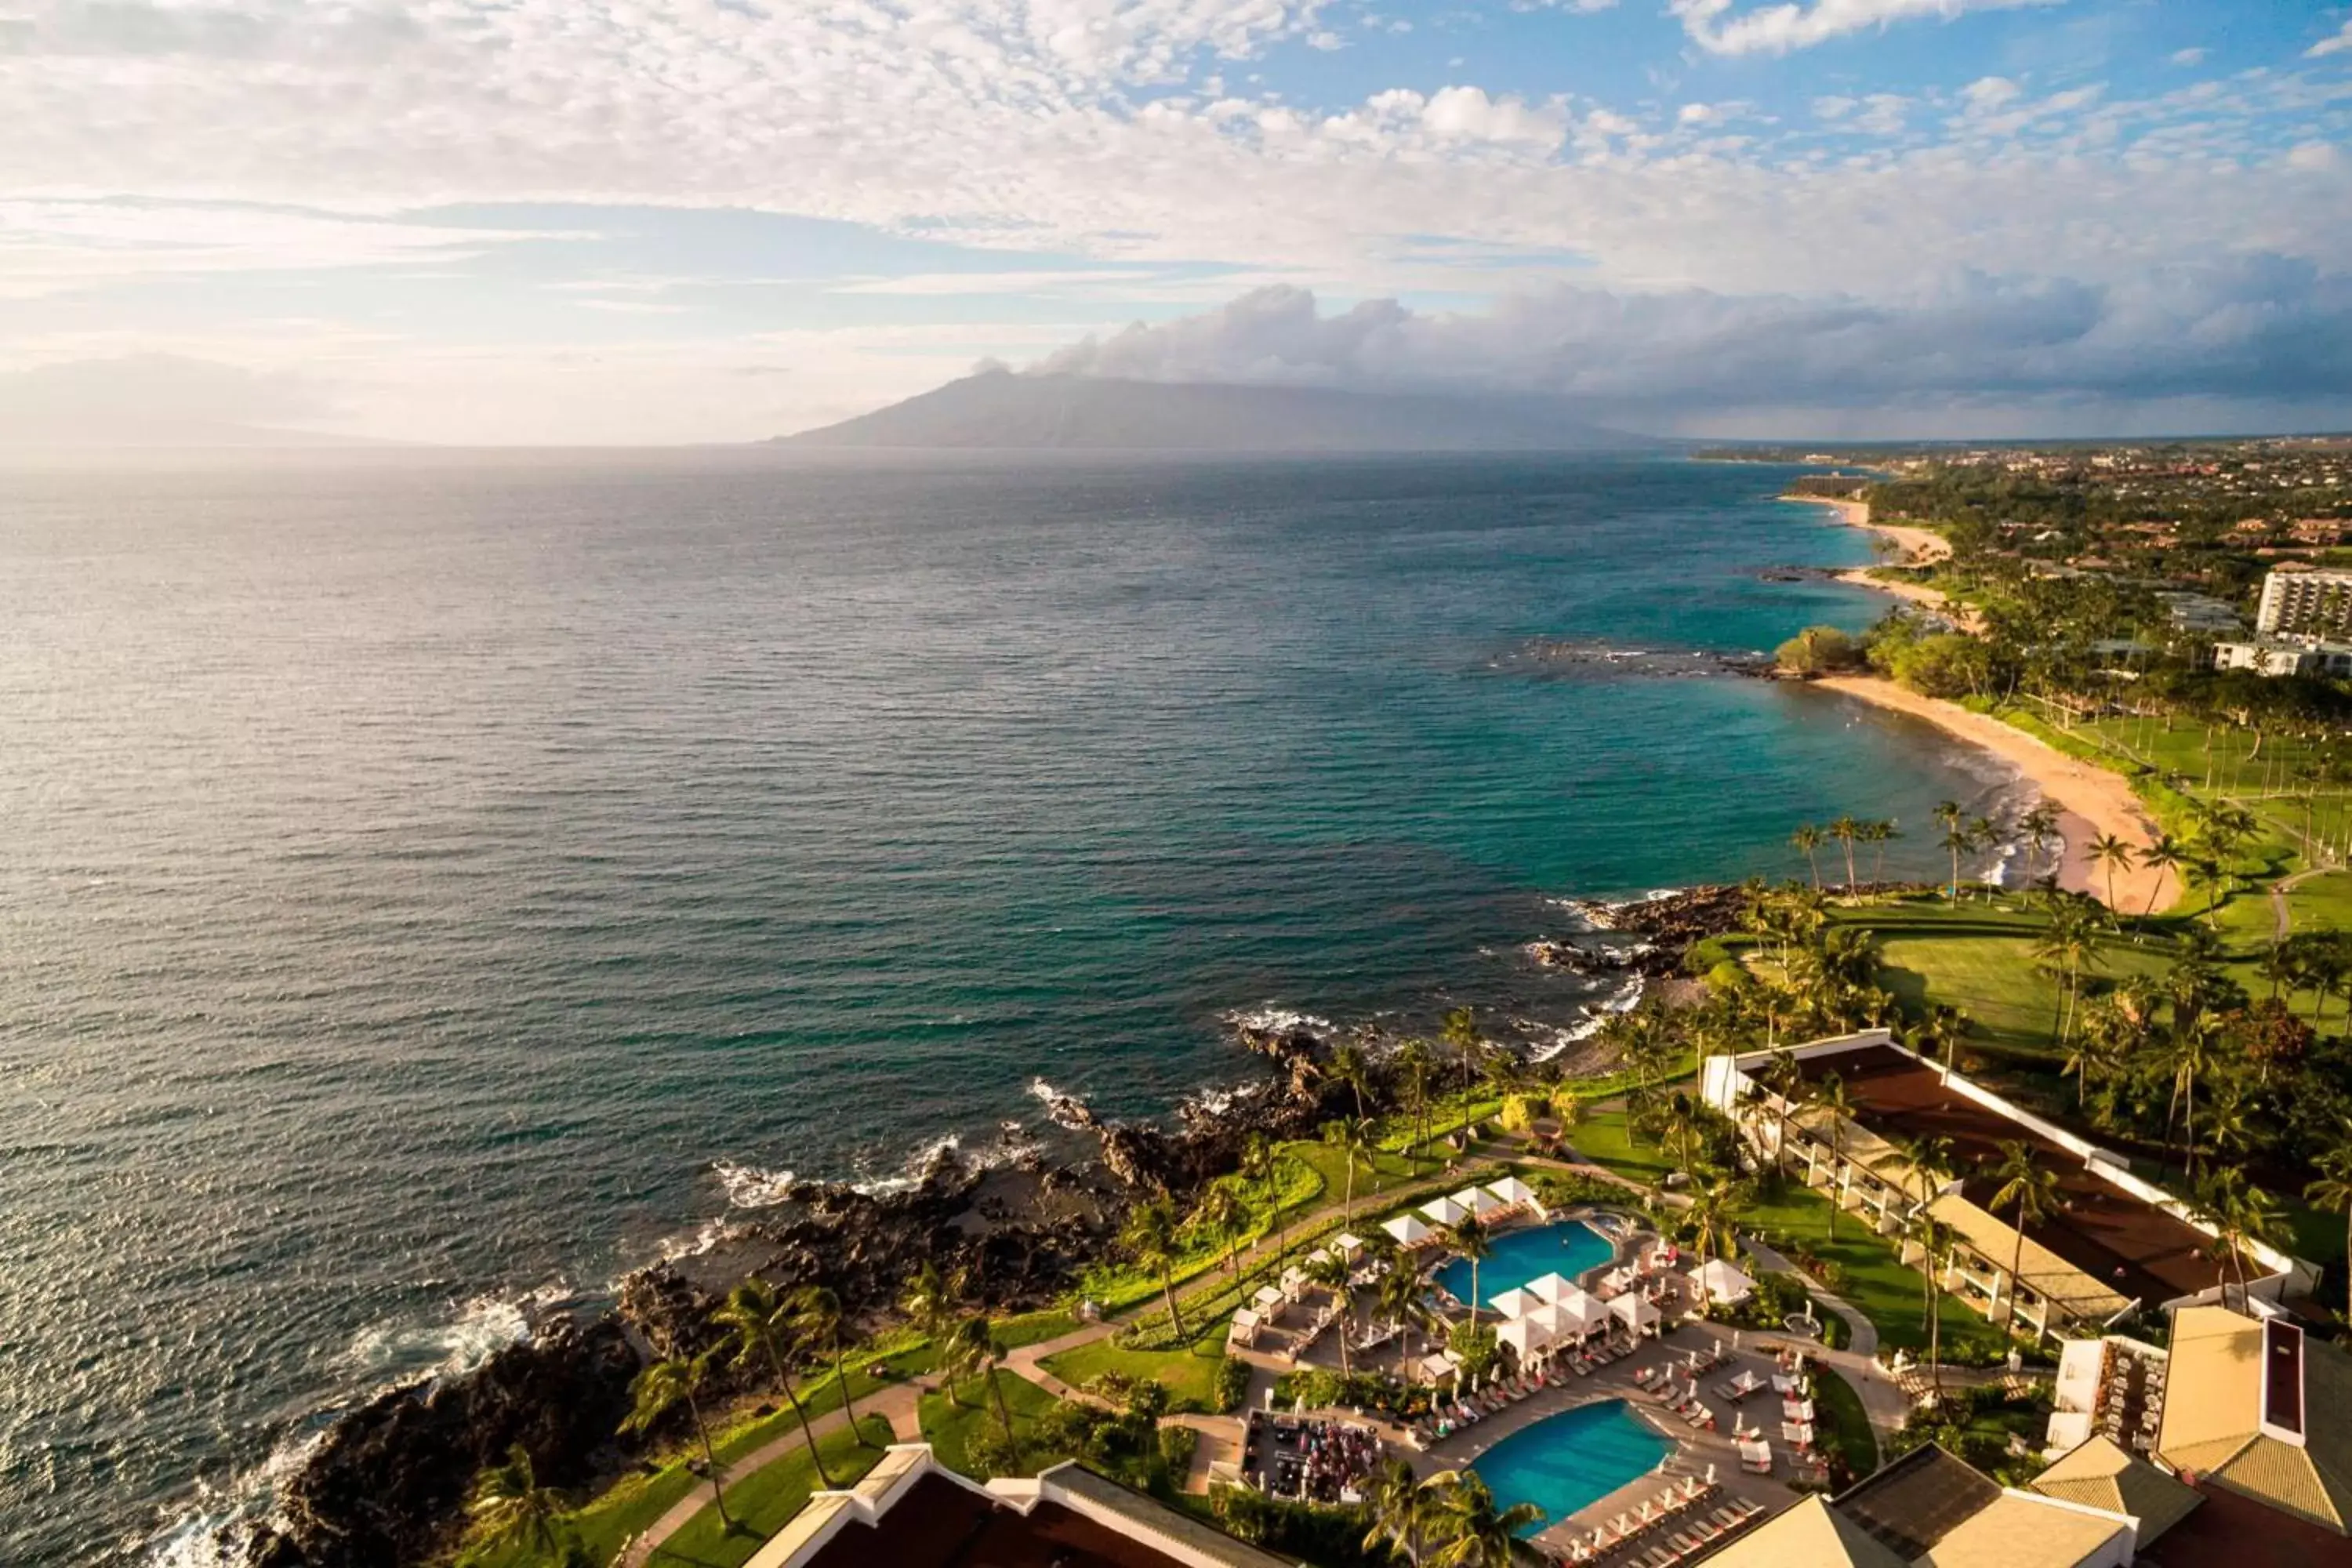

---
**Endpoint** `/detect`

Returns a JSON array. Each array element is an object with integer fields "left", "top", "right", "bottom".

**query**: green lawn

[
  {"left": 1041, "top": 1323, "right": 1232, "bottom": 1412},
  {"left": 1740, "top": 1178, "right": 2009, "bottom": 1363},
  {"left": 1812, "top": 1367, "right": 1879, "bottom": 1481},
  {"left": 651, "top": 1416, "right": 896, "bottom": 1568},
  {"left": 1563, "top": 1107, "right": 1678, "bottom": 1187},
  {"left": 918, "top": 1370, "right": 1063, "bottom": 1477},
  {"left": 995, "top": 1308, "right": 1083, "bottom": 1350}
]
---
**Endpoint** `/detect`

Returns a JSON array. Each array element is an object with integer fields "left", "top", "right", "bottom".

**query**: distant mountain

[{"left": 775, "top": 371, "right": 1651, "bottom": 452}]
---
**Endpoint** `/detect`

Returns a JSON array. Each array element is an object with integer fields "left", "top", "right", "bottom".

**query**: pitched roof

[
  {"left": 2031, "top": 1435, "right": 2203, "bottom": 1543},
  {"left": 1835, "top": 1442, "right": 2002, "bottom": 1558},
  {"left": 2157, "top": 1306, "right": 2352, "bottom": 1536},
  {"left": 1926, "top": 1192, "right": 2132, "bottom": 1323},
  {"left": 1912, "top": 1493, "right": 2134, "bottom": 1568},
  {"left": 1701, "top": 1496, "right": 1911, "bottom": 1568}
]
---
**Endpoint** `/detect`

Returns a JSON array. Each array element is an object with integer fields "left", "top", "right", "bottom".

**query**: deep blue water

[
  {"left": 1472, "top": 1399, "right": 1674, "bottom": 1534},
  {"left": 0, "top": 451, "right": 2020, "bottom": 1563},
  {"left": 1433, "top": 1220, "right": 1615, "bottom": 1308}
]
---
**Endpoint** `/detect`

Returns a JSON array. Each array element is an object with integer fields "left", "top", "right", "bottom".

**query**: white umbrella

[
  {"left": 1498, "top": 1316, "right": 1555, "bottom": 1359},
  {"left": 1486, "top": 1175, "right": 1538, "bottom": 1205},
  {"left": 1454, "top": 1185, "right": 1510, "bottom": 1217},
  {"left": 1490, "top": 1287, "right": 1541, "bottom": 1319},
  {"left": 1384, "top": 1214, "right": 1434, "bottom": 1247},
  {"left": 1525, "top": 1272, "right": 1578, "bottom": 1304},
  {"left": 1421, "top": 1195, "right": 1470, "bottom": 1227},
  {"left": 1334, "top": 1232, "right": 1365, "bottom": 1257}
]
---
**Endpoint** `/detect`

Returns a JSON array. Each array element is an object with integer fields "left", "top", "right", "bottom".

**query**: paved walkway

[
  {"left": 1740, "top": 1240, "right": 1912, "bottom": 1439},
  {"left": 618, "top": 1380, "right": 924, "bottom": 1567}
]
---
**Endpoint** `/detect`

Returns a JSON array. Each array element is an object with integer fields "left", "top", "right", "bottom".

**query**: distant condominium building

[
  {"left": 2256, "top": 566, "right": 2352, "bottom": 636},
  {"left": 2211, "top": 638, "right": 2352, "bottom": 678}
]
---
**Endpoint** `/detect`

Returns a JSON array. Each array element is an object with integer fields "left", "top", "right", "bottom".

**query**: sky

[{"left": 5, "top": 0, "right": 2351, "bottom": 444}]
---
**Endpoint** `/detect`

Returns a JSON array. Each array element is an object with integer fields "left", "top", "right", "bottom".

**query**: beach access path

[{"left": 1804, "top": 675, "right": 2178, "bottom": 914}]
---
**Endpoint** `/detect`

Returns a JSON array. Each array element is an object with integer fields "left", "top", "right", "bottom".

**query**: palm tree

[
  {"left": 1688, "top": 1173, "right": 1748, "bottom": 1266},
  {"left": 1123, "top": 1196, "right": 1188, "bottom": 1341},
  {"left": 1422, "top": 1470, "right": 1545, "bottom": 1568},
  {"left": 1759, "top": 1050, "right": 1802, "bottom": 1183},
  {"left": 1990, "top": 1141, "right": 2061, "bottom": 1338},
  {"left": 1448, "top": 1214, "right": 1492, "bottom": 1325},
  {"left": 1363, "top": 1458, "right": 1434, "bottom": 1566},
  {"left": 1305, "top": 1248, "right": 1356, "bottom": 1374},
  {"left": 2141, "top": 833, "right": 2183, "bottom": 920},
  {"left": 1440, "top": 1007, "right": 1483, "bottom": 1141},
  {"left": 938, "top": 1309, "right": 991, "bottom": 1414},
  {"left": 2086, "top": 833, "right": 2136, "bottom": 913},
  {"left": 714, "top": 1276, "right": 835, "bottom": 1485},
  {"left": 1329, "top": 1037, "right": 1372, "bottom": 1121},
  {"left": 2186, "top": 858, "right": 2227, "bottom": 927},
  {"left": 1939, "top": 824, "right": 1972, "bottom": 902},
  {"left": 1375, "top": 1258, "right": 1430, "bottom": 1364},
  {"left": 1397, "top": 1039, "right": 1439, "bottom": 1170},
  {"left": 1247, "top": 1134, "right": 1290, "bottom": 1264},
  {"left": 1791, "top": 823, "right": 1824, "bottom": 891},
  {"left": 1865, "top": 818, "right": 1899, "bottom": 887},
  {"left": 2303, "top": 1135, "right": 2352, "bottom": 1322},
  {"left": 1198, "top": 1182, "right": 1248, "bottom": 1279},
  {"left": 949, "top": 1312, "right": 1021, "bottom": 1464},
  {"left": 1323, "top": 1113, "right": 1374, "bottom": 1223},
  {"left": 2167, "top": 1016, "right": 2224, "bottom": 1179},
  {"left": 1890, "top": 1132, "right": 1954, "bottom": 1396},
  {"left": 624, "top": 1352, "right": 731, "bottom": 1530},
  {"left": 469, "top": 1443, "right": 567, "bottom": 1557},
  {"left": 792, "top": 1285, "right": 867, "bottom": 1443},
  {"left": 1830, "top": 814, "right": 1862, "bottom": 890},
  {"left": 1814, "top": 1070, "right": 1854, "bottom": 1239},
  {"left": 2193, "top": 1167, "right": 2283, "bottom": 1309}
]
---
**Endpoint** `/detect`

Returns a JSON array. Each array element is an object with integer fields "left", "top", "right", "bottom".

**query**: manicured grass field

[
  {"left": 918, "top": 1369, "right": 1063, "bottom": 1477},
  {"left": 1563, "top": 1107, "right": 1679, "bottom": 1188},
  {"left": 653, "top": 1415, "right": 897, "bottom": 1568},
  {"left": 1040, "top": 1323, "right": 1232, "bottom": 1412}
]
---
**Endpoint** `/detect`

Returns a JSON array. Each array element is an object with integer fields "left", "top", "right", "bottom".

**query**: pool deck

[{"left": 1417, "top": 1323, "right": 1800, "bottom": 1558}]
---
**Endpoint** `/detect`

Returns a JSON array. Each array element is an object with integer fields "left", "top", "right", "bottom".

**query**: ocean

[{"left": 0, "top": 451, "right": 2017, "bottom": 1563}]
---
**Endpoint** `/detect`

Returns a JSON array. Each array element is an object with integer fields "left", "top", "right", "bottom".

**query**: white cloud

[
  {"left": 1960, "top": 75, "right": 2024, "bottom": 114},
  {"left": 1669, "top": 0, "right": 2059, "bottom": 58},
  {"left": 2286, "top": 141, "right": 2343, "bottom": 173},
  {"left": 2309, "top": 20, "right": 2352, "bottom": 59},
  {"left": 2170, "top": 46, "right": 2208, "bottom": 66}
]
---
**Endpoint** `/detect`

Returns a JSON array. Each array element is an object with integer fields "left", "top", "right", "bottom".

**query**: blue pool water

[
  {"left": 1433, "top": 1218, "right": 1616, "bottom": 1308},
  {"left": 1472, "top": 1400, "right": 1675, "bottom": 1534}
]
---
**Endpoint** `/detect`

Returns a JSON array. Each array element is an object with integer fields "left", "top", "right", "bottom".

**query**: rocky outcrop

[{"left": 250, "top": 1317, "right": 639, "bottom": 1568}]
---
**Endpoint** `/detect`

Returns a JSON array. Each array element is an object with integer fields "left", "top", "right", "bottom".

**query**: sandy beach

[
  {"left": 1810, "top": 674, "right": 2178, "bottom": 913},
  {"left": 1784, "top": 492, "right": 1951, "bottom": 567}
]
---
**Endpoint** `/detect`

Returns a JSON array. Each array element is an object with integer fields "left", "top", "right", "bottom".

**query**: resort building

[
  {"left": 1701, "top": 1444, "right": 2144, "bottom": 1567},
  {"left": 1697, "top": 1032, "right": 2318, "bottom": 1340},
  {"left": 746, "top": 1443, "right": 1297, "bottom": 1568},
  {"left": 2209, "top": 637, "right": 2352, "bottom": 677},
  {"left": 2256, "top": 565, "right": 2352, "bottom": 637},
  {"left": 2152, "top": 1307, "right": 2352, "bottom": 1539}
]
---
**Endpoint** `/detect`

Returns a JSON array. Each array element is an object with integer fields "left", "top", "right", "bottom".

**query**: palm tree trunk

[
  {"left": 2009, "top": 1213, "right": 2028, "bottom": 1332},
  {"left": 833, "top": 1349, "right": 862, "bottom": 1439},
  {"left": 987, "top": 1366, "right": 1018, "bottom": 1455},
  {"left": 1160, "top": 1270, "right": 1184, "bottom": 1341},
  {"left": 686, "top": 1389, "right": 732, "bottom": 1529},
  {"left": 766, "top": 1336, "right": 837, "bottom": 1486}
]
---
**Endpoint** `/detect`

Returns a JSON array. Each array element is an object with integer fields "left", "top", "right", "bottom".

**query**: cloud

[
  {"left": 1668, "top": 0, "right": 2060, "bottom": 57},
  {"left": 2310, "top": 20, "right": 2352, "bottom": 59},
  {"left": 1025, "top": 267, "right": 2352, "bottom": 427},
  {"left": 2170, "top": 46, "right": 2207, "bottom": 66}
]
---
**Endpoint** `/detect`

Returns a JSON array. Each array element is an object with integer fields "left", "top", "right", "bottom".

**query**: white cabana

[
  {"left": 1279, "top": 1266, "right": 1309, "bottom": 1298},
  {"left": 1383, "top": 1214, "right": 1434, "bottom": 1248},
  {"left": 1484, "top": 1175, "right": 1539, "bottom": 1207},
  {"left": 1411, "top": 1352, "right": 1459, "bottom": 1385},
  {"left": 1253, "top": 1285, "right": 1287, "bottom": 1318},
  {"left": 1420, "top": 1195, "right": 1470, "bottom": 1227},
  {"left": 1525, "top": 1272, "right": 1579, "bottom": 1305},
  {"left": 1454, "top": 1185, "right": 1510, "bottom": 1217},
  {"left": 1497, "top": 1315, "right": 1555, "bottom": 1360},
  {"left": 1690, "top": 1258, "right": 1756, "bottom": 1305},
  {"left": 1490, "top": 1287, "right": 1541, "bottom": 1319},
  {"left": 1306, "top": 1247, "right": 1333, "bottom": 1269},
  {"left": 1229, "top": 1308, "right": 1261, "bottom": 1346},
  {"left": 1537, "top": 1290, "right": 1607, "bottom": 1339},
  {"left": 1334, "top": 1232, "right": 1365, "bottom": 1258},
  {"left": 1610, "top": 1292, "right": 1661, "bottom": 1335}
]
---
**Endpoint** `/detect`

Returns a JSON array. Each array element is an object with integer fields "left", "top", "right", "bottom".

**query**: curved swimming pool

[
  {"left": 1471, "top": 1399, "right": 1674, "bottom": 1535},
  {"left": 1432, "top": 1217, "right": 1613, "bottom": 1308}
]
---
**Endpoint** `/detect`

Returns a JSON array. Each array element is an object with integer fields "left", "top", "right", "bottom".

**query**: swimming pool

[
  {"left": 1471, "top": 1400, "right": 1674, "bottom": 1535},
  {"left": 1432, "top": 1218, "right": 1614, "bottom": 1308}
]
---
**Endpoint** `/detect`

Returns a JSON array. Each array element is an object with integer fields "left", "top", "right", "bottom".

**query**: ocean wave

[
  {"left": 1219, "top": 1004, "right": 1335, "bottom": 1038},
  {"left": 1029, "top": 1077, "right": 1096, "bottom": 1131},
  {"left": 138, "top": 1429, "right": 324, "bottom": 1568},
  {"left": 1527, "top": 975, "right": 1646, "bottom": 1063},
  {"left": 713, "top": 1158, "right": 798, "bottom": 1209},
  {"left": 336, "top": 1284, "right": 564, "bottom": 1383}
]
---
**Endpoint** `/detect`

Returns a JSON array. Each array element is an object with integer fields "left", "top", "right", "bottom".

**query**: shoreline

[{"left": 1807, "top": 674, "right": 2178, "bottom": 913}]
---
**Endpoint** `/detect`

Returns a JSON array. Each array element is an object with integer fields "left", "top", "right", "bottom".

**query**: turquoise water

[
  {"left": 0, "top": 452, "right": 2023, "bottom": 1563},
  {"left": 1432, "top": 1219, "right": 1616, "bottom": 1307},
  {"left": 1472, "top": 1399, "right": 1675, "bottom": 1535}
]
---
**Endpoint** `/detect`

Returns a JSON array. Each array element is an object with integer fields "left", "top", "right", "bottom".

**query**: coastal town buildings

[
  {"left": 2256, "top": 565, "right": 2352, "bottom": 637},
  {"left": 1697, "top": 1031, "right": 2319, "bottom": 1341},
  {"left": 747, "top": 1443, "right": 1297, "bottom": 1568}
]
